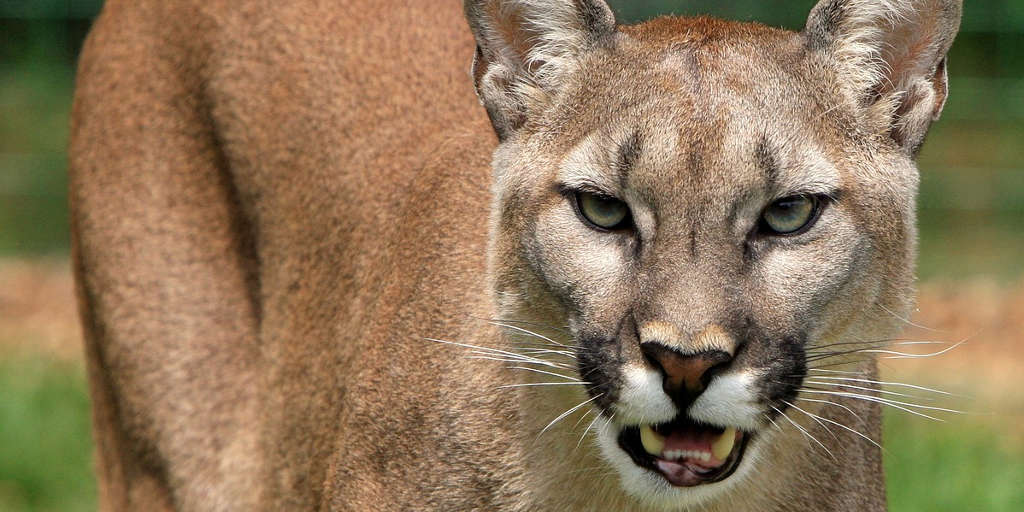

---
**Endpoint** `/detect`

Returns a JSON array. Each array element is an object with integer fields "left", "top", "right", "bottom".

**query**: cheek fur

[{"left": 525, "top": 205, "right": 631, "bottom": 316}]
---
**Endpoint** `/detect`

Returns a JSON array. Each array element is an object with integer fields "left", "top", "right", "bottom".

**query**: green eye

[
  {"left": 575, "top": 191, "right": 631, "bottom": 230},
  {"left": 762, "top": 195, "right": 820, "bottom": 235}
]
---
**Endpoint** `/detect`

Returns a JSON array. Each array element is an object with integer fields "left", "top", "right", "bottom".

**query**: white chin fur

[
  {"left": 595, "top": 419, "right": 770, "bottom": 511},
  {"left": 597, "top": 369, "right": 767, "bottom": 509}
]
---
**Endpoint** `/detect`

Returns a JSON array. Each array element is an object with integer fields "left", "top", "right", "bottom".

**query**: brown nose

[{"left": 640, "top": 342, "right": 733, "bottom": 409}]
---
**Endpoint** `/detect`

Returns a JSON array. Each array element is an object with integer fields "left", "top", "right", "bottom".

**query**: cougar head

[{"left": 466, "top": 0, "right": 960, "bottom": 507}]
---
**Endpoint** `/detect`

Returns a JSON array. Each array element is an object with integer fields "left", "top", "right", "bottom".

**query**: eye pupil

[
  {"left": 762, "top": 195, "right": 819, "bottom": 235},
  {"left": 576, "top": 192, "right": 631, "bottom": 230}
]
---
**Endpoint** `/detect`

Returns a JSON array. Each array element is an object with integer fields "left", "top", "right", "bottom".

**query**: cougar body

[{"left": 70, "top": 0, "right": 961, "bottom": 510}]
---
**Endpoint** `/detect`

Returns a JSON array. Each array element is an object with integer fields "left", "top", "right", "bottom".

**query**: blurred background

[{"left": 0, "top": 0, "right": 1020, "bottom": 510}]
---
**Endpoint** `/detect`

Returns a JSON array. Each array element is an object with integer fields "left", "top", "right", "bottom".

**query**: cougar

[{"left": 70, "top": 0, "right": 961, "bottom": 510}]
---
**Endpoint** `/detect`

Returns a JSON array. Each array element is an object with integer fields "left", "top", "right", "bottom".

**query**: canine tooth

[
  {"left": 712, "top": 427, "right": 737, "bottom": 460},
  {"left": 640, "top": 425, "right": 665, "bottom": 456}
]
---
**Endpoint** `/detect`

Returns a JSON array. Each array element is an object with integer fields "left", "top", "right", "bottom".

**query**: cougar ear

[
  {"left": 804, "top": 0, "right": 962, "bottom": 155},
  {"left": 465, "top": 0, "right": 616, "bottom": 140}
]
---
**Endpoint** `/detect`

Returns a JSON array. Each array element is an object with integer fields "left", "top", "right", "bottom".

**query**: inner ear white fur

[
  {"left": 804, "top": 0, "right": 962, "bottom": 153},
  {"left": 464, "top": 0, "right": 617, "bottom": 139}
]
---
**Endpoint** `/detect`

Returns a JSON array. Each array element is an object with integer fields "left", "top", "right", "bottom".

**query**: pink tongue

[{"left": 660, "top": 427, "right": 726, "bottom": 468}]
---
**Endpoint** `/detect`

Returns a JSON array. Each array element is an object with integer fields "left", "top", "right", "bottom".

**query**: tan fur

[{"left": 70, "top": 0, "right": 960, "bottom": 510}]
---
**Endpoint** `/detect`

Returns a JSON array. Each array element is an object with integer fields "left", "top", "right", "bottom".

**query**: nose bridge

[
  {"left": 637, "top": 267, "right": 733, "bottom": 346},
  {"left": 638, "top": 322, "right": 738, "bottom": 357},
  {"left": 639, "top": 225, "right": 738, "bottom": 339}
]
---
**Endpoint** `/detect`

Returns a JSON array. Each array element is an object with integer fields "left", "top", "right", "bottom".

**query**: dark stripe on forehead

[
  {"left": 755, "top": 136, "right": 779, "bottom": 187},
  {"left": 616, "top": 130, "right": 643, "bottom": 190}
]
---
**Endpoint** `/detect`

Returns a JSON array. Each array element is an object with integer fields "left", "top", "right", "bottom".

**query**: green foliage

[
  {"left": 0, "top": 356, "right": 95, "bottom": 512},
  {"left": 885, "top": 412, "right": 1024, "bottom": 511}
]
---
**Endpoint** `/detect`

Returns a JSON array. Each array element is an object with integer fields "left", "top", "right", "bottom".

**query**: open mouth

[{"left": 618, "top": 416, "right": 749, "bottom": 487}]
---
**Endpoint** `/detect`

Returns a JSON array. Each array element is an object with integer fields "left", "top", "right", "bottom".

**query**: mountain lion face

[{"left": 468, "top": 0, "right": 960, "bottom": 506}]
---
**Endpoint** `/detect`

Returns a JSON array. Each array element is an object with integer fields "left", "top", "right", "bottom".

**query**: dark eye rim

[
  {"left": 566, "top": 189, "right": 634, "bottom": 232},
  {"left": 758, "top": 194, "right": 828, "bottom": 237}
]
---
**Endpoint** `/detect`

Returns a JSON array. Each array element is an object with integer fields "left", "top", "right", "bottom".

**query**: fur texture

[{"left": 70, "top": 0, "right": 960, "bottom": 510}]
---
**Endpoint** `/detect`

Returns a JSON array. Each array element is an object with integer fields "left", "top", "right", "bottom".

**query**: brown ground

[{"left": 2, "top": 257, "right": 1021, "bottom": 437}]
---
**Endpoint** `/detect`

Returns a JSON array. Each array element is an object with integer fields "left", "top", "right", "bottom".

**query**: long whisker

[
  {"left": 860, "top": 339, "right": 968, "bottom": 359},
  {"left": 782, "top": 400, "right": 839, "bottom": 441},
  {"left": 497, "top": 382, "right": 590, "bottom": 389},
  {"left": 805, "top": 336, "right": 953, "bottom": 353},
  {"left": 807, "top": 375, "right": 954, "bottom": 396},
  {"left": 795, "top": 397, "right": 865, "bottom": 425},
  {"left": 798, "top": 389, "right": 951, "bottom": 421},
  {"left": 539, "top": 394, "right": 603, "bottom": 437},
  {"left": 426, "top": 337, "right": 552, "bottom": 364},
  {"left": 807, "top": 359, "right": 876, "bottom": 371},
  {"left": 507, "top": 366, "right": 580, "bottom": 382},
  {"left": 788, "top": 399, "right": 883, "bottom": 451},
  {"left": 481, "top": 317, "right": 571, "bottom": 335},
  {"left": 489, "top": 321, "right": 573, "bottom": 348},
  {"left": 576, "top": 412, "right": 605, "bottom": 451},
  {"left": 516, "top": 347, "right": 578, "bottom": 358},
  {"left": 877, "top": 304, "right": 946, "bottom": 333},
  {"left": 806, "top": 368, "right": 867, "bottom": 376},
  {"left": 806, "top": 339, "right": 959, "bottom": 360},
  {"left": 466, "top": 354, "right": 571, "bottom": 370},
  {"left": 804, "top": 380, "right": 937, "bottom": 401},
  {"left": 772, "top": 405, "right": 836, "bottom": 461}
]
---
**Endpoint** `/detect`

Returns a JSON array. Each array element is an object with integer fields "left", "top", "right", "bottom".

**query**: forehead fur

[{"left": 530, "top": 17, "right": 853, "bottom": 210}]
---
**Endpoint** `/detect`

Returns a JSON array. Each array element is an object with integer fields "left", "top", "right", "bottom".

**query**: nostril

[
  {"left": 701, "top": 358, "right": 732, "bottom": 388},
  {"left": 639, "top": 342, "right": 666, "bottom": 373},
  {"left": 639, "top": 341, "right": 733, "bottom": 407}
]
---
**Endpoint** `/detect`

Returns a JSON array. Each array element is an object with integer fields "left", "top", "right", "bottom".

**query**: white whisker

[
  {"left": 507, "top": 366, "right": 580, "bottom": 382},
  {"left": 795, "top": 397, "right": 864, "bottom": 424},
  {"left": 576, "top": 412, "right": 604, "bottom": 450},
  {"left": 466, "top": 354, "right": 571, "bottom": 370},
  {"left": 789, "top": 400, "right": 883, "bottom": 451},
  {"left": 772, "top": 405, "right": 836, "bottom": 461},
  {"left": 516, "top": 347, "right": 578, "bottom": 358},
  {"left": 878, "top": 304, "right": 945, "bottom": 333},
  {"left": 808, "top": 375, "right": 954, "bottom": 396},
  {"left": 482, "top": 317, "right": 571, "bottom": 335},
  {"left": 783, "top": 400, "right": 839, "bottom": 441},
  {"left": 807, "top": 368, "right": 867, "bottom": 376},
  {"left": 489, "top": 321, "right": 573, "bottom": 348},
  {"left": 804, "top": 380, "right": 935, "bottom": 401},
  {"left": 539, "top": 394, "right": 602, "bottom": 437},
  {"left": 496, "top": 382, "right": 589, "bottom": 389},
  {"left": 427, "top": 337, "right": 546, "bottom": 362},
  {"left": 862, "top": 339, "right": 968, "bottom": 359},
  {"left": 798, "top": 389, "right": 952, "bottom": 421}
]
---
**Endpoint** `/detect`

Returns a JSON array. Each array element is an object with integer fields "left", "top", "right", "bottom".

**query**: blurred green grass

[
  {"left": 885, "top": 412, "right": 1024, "bottom": 511},
  {"left": 0, "top": 355, "right": 94, "bottom": 512}
]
